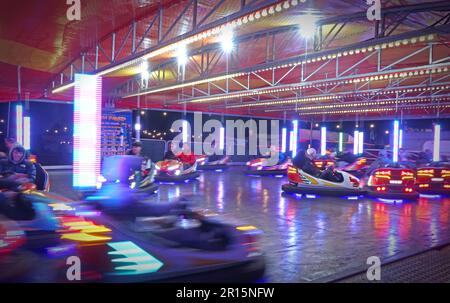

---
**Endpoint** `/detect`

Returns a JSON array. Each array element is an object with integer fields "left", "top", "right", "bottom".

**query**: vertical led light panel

[
  {"left": 433, "top": 124, "right": 441, "bottom": 162},
  {"left": 353, "top": 130, "right": 359, "bottom": 155},
  {"left": 358, "top": 131, "right": 364, "bottom": 155},
  {"left": 292, "top": 120, "right": 298, "bottom": 156},
  {"left": 16, "top": 104, "right": 23, "bottom": 145},
  {"left": 281, "top": 128, "right": 287, "bottom": 153},
  {"left": 23, "top": 116, "right": 30, "bottom": 150},
  {"left": 338, "top": 132, "right": 343, "bottom": 152},
  {"left": 393, "top": 120, "right": 399, "bottom": 163},
  {"left": 73, "top": 74, "right": 102, "bottom": 189},
  {"left": 320, "top": 127, "right": 326, "bottom": 156}
]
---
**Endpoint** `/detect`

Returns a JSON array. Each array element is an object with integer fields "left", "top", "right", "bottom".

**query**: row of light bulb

[
  {"left": 54, "top": 0, "right": 302, "bottom": 93},
  {"left": 126, "top": 30, "right": 438, "bottom": 99},
  {"left": 184, "top": 83, "right": 450, "bottom": 106},
  {"left": 263, "top": 96, "right": 450, "bottom": 112},
  {"left": 294, "top": 96, "right": 450, "bottom": 111},
  {"left": 223, "top": 67, "right": 450, "bottom": 109},
  {"left": 298, "top": 103, "right": 450, "bottom": 116},
  {"left": 171, "top": 34, "right": 438, "bottom": 103}
]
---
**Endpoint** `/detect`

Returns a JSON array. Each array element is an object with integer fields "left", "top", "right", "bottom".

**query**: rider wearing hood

[{"left": 0, "top": 145, "right": 36, "bottom": 184}]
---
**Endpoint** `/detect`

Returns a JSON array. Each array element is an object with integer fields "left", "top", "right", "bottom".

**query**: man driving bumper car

[
  {"left": 292, "top": 148, "right": 341, "bottom": 182},
  {"left": 0, "top": 145, "right": 36, "bottom": 191}
]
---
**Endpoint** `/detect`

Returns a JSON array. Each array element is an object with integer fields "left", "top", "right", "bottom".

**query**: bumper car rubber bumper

[
  {"left": 155, "top": 171, "right": 200, "bottom": 182},
  {"left": 246, "top": 169, "right": 286, "bottom": 176},
  {"left": 366, "top": 188, "right": 419, "bottom": 200},
  {"left": 197, "top": 164, "right": 229, "bottom": 171},
  {"left": 282, "top": 183, "right": 366, "bottom": 196}
]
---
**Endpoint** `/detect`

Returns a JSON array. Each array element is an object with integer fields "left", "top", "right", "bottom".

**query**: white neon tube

[
  {"left": 281, "top": 128, "right": 287, "bottom": 153},
  {"left": 353, "top": 130, "right": 359, "bottom": 155},
  {"left": 433, "top": 124, "right": 441, "bottom": 162}
]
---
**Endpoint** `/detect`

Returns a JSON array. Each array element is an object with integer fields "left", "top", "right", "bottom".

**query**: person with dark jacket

[
  {"left": 163, "top": 141, "right": 178, "bottom": 160},
  {"left": 293, "top": 148, "right": 340, "bottom": 182},
  {"left": 293, "top": 148, "right": 322, "bottom": 177},
  {"left": 0, "top": 145, "right": 36, "bottom": 190},
  {"left": 0, "top": 138, "right": 17, "bottom": 160},
  {"left": 126, "top": 141, "right": 143, "bottom": 156}
]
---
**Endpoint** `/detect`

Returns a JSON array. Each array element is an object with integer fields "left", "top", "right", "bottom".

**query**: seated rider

[
  {"left": 0, "top": 138, "right": 17, "bottom": 160},
  {"left": 176, "top": 143, "right": 197, "bottom": 169},
  {"left": 364, "top": 149, "right": 391, "bottom": 177},
  {"left": 293, "top": 148, "right": 341, "bottom": 182},
  {"left": 0, "top": 145, "right": 36, "bottom": 190},
  {"left": 126, "top": 141, "right": 143, "bottom": 156},
  {"left": 163, "top": 141, "right": 178, "bottom": 160},
  {"left": 207, "top": 141, "right": 226, "bottom": 163},
  {"left": 336, "top": 147, "right": 358, "bottom": 166}
]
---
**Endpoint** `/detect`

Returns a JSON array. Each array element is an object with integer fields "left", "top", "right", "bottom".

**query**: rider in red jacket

[{"left": 177, "top": 143, "right": 196, "bottom": 166}]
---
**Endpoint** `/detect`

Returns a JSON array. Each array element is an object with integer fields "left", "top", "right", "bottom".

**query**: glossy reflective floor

[{"left": 50, "top": 167, "right": 450, "bottom": 282}]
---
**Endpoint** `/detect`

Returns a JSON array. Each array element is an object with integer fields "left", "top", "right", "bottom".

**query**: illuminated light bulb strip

[
  {"left": 264, "top": 96, "right": 450, "bottom": 112},
  {"left": 223, "top": 67, "right": 450, "bottom": 109},
  {"left": 53, "top": 0, "right": 300, "bottom": 94},
  {"left": 182, "top": 83, "right": 450, "bottom": 105},
  {"left": 251, "top": 34, "right": 437, "bottom": 74},
  {"left": 52, "top": 82, "right": 75, "bottom": 94},
  {"left": 126, "top": 33, "right": 440, "bottom": 100},
  {"left": 227, "top": 95, "right": 338, "bottom": 108},
  {"left": 292, "top": 96, "right": 450, "bottom": 111},
  {"left": 127, "top": 72, "right": 247, "bottom": 97},
  {"left": 297, "top": 104, "right": 450, "bottom": 116}
]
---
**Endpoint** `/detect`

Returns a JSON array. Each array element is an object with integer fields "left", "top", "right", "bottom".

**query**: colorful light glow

[
  {"left": 108, "top": 241, "right": 164, "bottom": 275},
  {"left": 338, "top": 132, "right": 343, "bottom": 152},
  {"left": 358, "top": 131, "right": 364, "bottom": 155},
  {"left": 433, "top": 124, "right": 441, "bottom": 162},
  {"left": 177, "top": 44, "right": 188, "bottom": 66},
  {"left": 320, "top": 127, "right": 326, "bottom": 156},
  {"left": 16, "top": 104, "right": 23, "bottom": 145},
  {"left": 292, "top": 120, "right": 298, "bottom": 156},
  {"left": 219, "top": 127, "right": 225, "bottom": 150},
  {"left": 23, "top": 116, "right": 30, "bottom": 150},
  {"left": 73, "top": 74, "right": 102, "bottom": 189},
  {"left": 393, "top": 120, "right": 399, "bottom": 163},
  {"left": 281, "top": 128, "right": 287, "bottom": 153},
  {"left": 220, "top": 27, "right": 234, "bottom": 54},
  {"left": 353, "top": 130, "right": 359, "bottom": 155}
]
